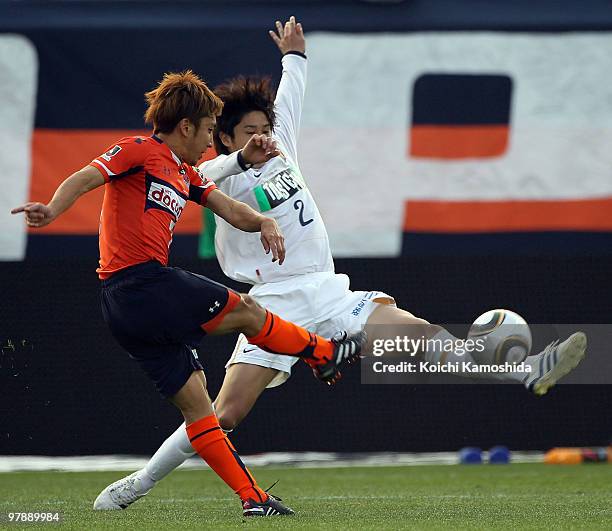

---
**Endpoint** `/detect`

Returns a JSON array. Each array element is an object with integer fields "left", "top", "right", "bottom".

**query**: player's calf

[
  {"left": 214, "top": 363, "right": 279, "bottom": 432},
  {"left": 213, "top": 295, "right": 366, "bottom": 382}
]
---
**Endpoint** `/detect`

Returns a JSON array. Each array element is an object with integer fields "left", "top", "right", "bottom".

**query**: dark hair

[
  {"left": 213, "top": 76, "right": 276, "bottom": 154},
  {"left": 144, "top": 70, "right": 223, "bottom": 134}
]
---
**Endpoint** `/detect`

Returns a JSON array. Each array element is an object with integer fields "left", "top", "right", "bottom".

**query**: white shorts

[{"left": 225, "top": 272, "right": 395, "bottom": 387}]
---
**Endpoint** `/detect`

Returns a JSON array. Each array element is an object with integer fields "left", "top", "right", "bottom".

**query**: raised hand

[{"left": 269, "top": 16, "right": 305, "bottom": 55}]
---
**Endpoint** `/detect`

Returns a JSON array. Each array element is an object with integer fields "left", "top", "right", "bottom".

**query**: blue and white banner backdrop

[
  {"left": 299, "top": 33, "right": 612, "bottom": 256},
  {"left": 0, "top": 35, "right": 38, "bottom": 260}
]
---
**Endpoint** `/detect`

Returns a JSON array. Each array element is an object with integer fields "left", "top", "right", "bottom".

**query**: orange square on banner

[
  {"left": 403, "top": 198, "right": 612, "bottom": 233},
  {"left": 409, "top": 125, "right": 510, "bottom": 159}
]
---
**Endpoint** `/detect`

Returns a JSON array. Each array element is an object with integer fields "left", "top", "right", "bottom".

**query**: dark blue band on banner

[
  {"left": 26, "top": 232, "right": 612, "bottom": 258},
  {"left": 401, "top": 232, "right": 612, "bottom": 256},
  {"left": 2, "top": 1, "right": 612, "bottom": 33},
  {"left": 26, "top": 29, "right": 280, "bottom": 129},
  {"left": 26, "top": 234, "right": 200, "bottom": 259},
  {"left": 412, "top": 74, "right": 512, "bottom": 125}
]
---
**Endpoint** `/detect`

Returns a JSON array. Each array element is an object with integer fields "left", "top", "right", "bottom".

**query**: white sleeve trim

[{"left": 93, "top": 159, "right": 115, "bottom": 177}]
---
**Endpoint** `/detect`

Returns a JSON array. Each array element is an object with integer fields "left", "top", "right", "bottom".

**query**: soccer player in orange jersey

[
  {"left": 11, "top": 70, "right": 365, "bottom": 517},
  {"left": 92, "top": 16, "right": 588, "bottom": 513}
]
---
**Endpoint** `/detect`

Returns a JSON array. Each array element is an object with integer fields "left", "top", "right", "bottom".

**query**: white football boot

[
  {"left": 93, "top": 471, "right": 151, "bottom": 510},
  {"left": 522, "top": 332, "right": 587, "bottom": 396}
]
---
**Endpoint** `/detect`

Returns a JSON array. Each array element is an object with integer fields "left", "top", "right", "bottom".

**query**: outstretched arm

[
  {"left": 269, "top": 16, "right": 307, "bottom": 161},
  {"left": 206, "top": 189, "right": 285, "bottom": 264},
  {"left": 11, "top": 165, "right": 105, "bottom": 228}
]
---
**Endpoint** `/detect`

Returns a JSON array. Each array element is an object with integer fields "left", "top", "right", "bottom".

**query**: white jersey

[{"left": 200, "top": 53, "right": 334, "bottom": 285}]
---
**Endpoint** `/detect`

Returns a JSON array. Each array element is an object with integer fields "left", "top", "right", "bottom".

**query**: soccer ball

[{"left": 467, "top": 309, "right": 532, "bottom": 365}]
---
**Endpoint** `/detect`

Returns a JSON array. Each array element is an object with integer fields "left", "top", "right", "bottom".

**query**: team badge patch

[{"left": 101, "top": 145, "right": 122, "bottom": 162}]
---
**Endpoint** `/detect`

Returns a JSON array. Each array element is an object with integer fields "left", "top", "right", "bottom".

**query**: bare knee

[
  {"left": 237, "top": 294, "right": 262, "bottom": 314},
  {"left": 215, "top": 402, "right": 244, "bottom": 432},
  {"left": 209, "top": 293, "right": 267, "bottom": 336}
]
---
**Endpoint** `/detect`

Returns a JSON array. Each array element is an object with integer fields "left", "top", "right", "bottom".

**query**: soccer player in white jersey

[{"left": 95, "top": 16, "right": 587, "bottom": 510}]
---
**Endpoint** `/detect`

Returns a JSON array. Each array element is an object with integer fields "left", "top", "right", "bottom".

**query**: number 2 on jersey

[{"left": 294, "top": 199, "right": 313, "bottom": 226}]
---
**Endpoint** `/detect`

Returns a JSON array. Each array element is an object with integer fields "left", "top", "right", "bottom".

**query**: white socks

[{"left": 137, "top": 422, "right": 195, "bottom": 487}]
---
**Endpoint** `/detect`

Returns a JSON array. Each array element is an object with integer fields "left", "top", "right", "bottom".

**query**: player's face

[
  {"left": 225, "top": 111, "right": 272, "bottom": 152},
  {"left": 188, "top": 116, "right": 215, "bottom": 165}
]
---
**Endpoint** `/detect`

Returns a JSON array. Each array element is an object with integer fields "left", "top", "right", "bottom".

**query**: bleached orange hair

[{"left": 144, "top": 70, "right": 223, "bottom": 133}]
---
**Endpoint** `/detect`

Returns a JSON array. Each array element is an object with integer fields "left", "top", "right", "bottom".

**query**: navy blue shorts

[{"left": 100, "top": 261, "right": 240, "bottom": 398}]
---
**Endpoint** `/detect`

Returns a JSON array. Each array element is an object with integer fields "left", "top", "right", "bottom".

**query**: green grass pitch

[{"left": 1, "top": 464, "right": 610, "bottom": 530}]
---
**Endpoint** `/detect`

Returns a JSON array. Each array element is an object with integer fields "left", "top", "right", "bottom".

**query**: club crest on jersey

[
  {"left": 101, "top": 145, "right": 122, "bottom": 162},
  {"left": 184, "top": 166, "right": 200, "bottom": 186},
  {"left": 145, "top": 175, "right": 187, "bottom": 220},
  {"left": 253, "top": 169, "right": 304, "bottom": 212}
]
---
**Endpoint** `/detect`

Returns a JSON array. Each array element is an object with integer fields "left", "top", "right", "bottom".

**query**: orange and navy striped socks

[
  {"left": 186, "top": 415, "right": 267, "bottom": 503},
  {"left": 247, "top": 310, "right": 333, "bottom": 366}
]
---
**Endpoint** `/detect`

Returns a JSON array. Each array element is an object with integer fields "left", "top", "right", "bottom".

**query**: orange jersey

[{"left": 90, "top": 135, "right": 217, "bottom": 279}]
